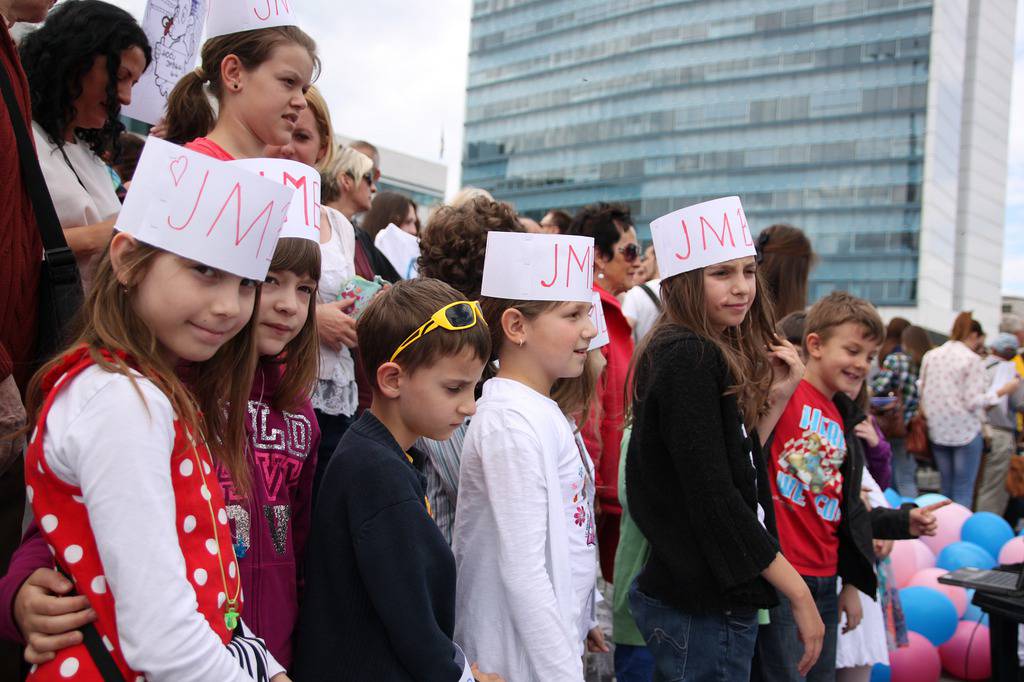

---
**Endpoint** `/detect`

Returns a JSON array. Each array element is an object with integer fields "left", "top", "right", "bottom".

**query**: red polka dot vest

[{"left": 24, "top": 348, "right": 242, "bottom": 680}]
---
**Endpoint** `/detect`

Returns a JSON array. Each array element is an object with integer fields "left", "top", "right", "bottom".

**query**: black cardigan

[
  {"left": 626, "top": 330, "right": 781, "bottom": 614},
  {"left": 292, "top": 411, "right": 462, "bottom": 681}
]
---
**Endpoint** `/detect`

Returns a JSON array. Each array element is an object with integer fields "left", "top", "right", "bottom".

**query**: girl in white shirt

[{"left": 453, "top": 283, "right": 600, "bottom": 681}]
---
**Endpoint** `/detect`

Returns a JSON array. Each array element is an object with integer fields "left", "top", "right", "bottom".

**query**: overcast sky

[{"left": 105, "top": 0, "right": 1024, "bottom": 296}]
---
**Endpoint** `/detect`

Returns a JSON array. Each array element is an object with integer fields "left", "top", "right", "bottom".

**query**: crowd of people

[{"left": 0, "top": 1, "right": 1013, "bottom": 681}]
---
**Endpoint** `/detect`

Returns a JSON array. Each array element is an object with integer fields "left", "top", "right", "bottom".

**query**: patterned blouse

[{"left": 919, "top": 341, "right": 996, "bottom": 447}]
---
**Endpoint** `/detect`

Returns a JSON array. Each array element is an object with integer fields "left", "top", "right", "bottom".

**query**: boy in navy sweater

[{"left": 293, "top": 279, "right": 501, "bottom": 681}]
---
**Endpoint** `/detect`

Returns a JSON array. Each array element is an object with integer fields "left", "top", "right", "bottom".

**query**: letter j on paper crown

[
  {"left": 650, "top": 196, "right": 756, "bottom": 280},
  {"left": 114, "top": 137, "right": 296, "bottom": 282}
]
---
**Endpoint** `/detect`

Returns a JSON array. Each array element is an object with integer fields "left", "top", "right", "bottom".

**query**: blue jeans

[
  {"left": 628, "top": 582, "right": 759, "bottom": 681},
  {"left": 755, "top": 575, "right": 839, "bottom": 682},
  {"left": 615, "top": 643, "right": 655, "bottom": 682},
  {"left": 889, "top": 437, "right": 918, "bottom": 498},
  {"left": 932, "top": 433, "right": 984, "bottom": 508}
]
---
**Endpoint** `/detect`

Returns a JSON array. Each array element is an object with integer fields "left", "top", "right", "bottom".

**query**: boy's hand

[
  {"left": 854, "top": 421, "right": 879, "bottom": 448},
  {"left": 839, "top": 584, "right": 863, "bottom": 634},
  {"left": 767, "top": 338, "right": 805, "bottom": 401},
  {"left": 586, "top": 626, "right": 610, "bottom": 653},
  {"left": 471, "top": 663, "right": 505, "bottom": 682},
  {"left": 15, "top": 568, "right": 95, "bottom": 664},
  {"left": 909, "top": 500, "right": 951, "bottom": 536}
]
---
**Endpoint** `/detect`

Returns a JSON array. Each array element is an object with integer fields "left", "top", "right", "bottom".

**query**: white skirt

[{"left": 835, "top": 581, "right": 890, "bottom": 668}]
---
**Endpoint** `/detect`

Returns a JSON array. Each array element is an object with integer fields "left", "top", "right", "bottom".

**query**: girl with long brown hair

[
  {"left": 19, "top": 140, "right": 290, "bottom": 681},
  {"left": 625, "top": 198, "right": 823, "bottom": 679}
]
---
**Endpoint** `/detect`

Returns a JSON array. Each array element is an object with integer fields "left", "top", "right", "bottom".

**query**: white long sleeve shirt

[
  {"left": 42, "top": 366, "right": 281, "bottom": 681},
  {"left": 453, "top": 378, "right": 587, "bottom": 682}
]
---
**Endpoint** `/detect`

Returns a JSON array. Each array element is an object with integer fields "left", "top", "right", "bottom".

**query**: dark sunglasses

[{"left": 617, "top": 243, "right": 640, "bottom": 262}]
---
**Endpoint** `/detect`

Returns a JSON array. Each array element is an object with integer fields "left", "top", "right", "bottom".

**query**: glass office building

[{"left": 462, "top": 0, "right": 1016, "bottom": 330}]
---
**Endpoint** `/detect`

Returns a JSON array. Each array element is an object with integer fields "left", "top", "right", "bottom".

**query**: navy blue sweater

[{"left": 292, "top": 411, "right": 462, "bottom": 681}]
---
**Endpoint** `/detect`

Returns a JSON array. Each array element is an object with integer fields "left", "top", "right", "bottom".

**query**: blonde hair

[
  {"left": 26, "top": 241, "right": 260, "bottom": 494},
  {"left": 552, "top": 349, "right": 603, "bottom": 424},
  {"left": 321, "top": 146, "right": 374, "bottom": 204},
  {"left": 450, "top": 187, "right": 494, "bottom": 209},
  {"left": 303, "top": 85, "right": 335, "bottom": 173}
]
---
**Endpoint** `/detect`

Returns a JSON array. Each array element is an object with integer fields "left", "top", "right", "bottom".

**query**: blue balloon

[
  {"left": 899, "top": 585, "right": 959, "bottom": 645},
  {"left": 901, "top": 496, "right": 917, "bottom": 505},
  {"left": 870, "top": 663, "right": 891, "bottom": 682},
  {"left": 937, "top": 541, "right": 997, "bottom": 571},
  {"left": 962, "top": 512, "right": 1014, "bottom": 558},
  {"left": 884, "top": 488, "right": 903, "bottom": 508},
  {"left": 915, "top": 492, "right": 950, "bottom": 507}
]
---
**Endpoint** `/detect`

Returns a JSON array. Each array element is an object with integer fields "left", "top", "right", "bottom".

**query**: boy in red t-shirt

[{"left": 756, "top": 292, "right": 946, "bottom": 682}]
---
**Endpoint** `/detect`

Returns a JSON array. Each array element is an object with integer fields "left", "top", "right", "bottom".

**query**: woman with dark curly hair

[{"left": 19, "top": 0, "right": 150, "bottom": 290}]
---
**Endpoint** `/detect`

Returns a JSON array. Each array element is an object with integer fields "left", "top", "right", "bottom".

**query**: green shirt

[{"left": 612, "top": 426, "right": 650, "bottom": 646}]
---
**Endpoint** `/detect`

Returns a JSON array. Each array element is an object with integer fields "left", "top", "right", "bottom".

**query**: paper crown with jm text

[
  {"left": 650, "top": 196, "right": 757, "bottom": 280},
  {"left": 205, "top": 0, "right": 300, "bottom": 40},
  {"left": 229, "top": 158, "right": 320, "bottom": 242},
  {"left": 115, "top": 137, "right": 295, "bottom": 282},
  {"left": 481, "top": 232, "right": 595, "bottom": 303}
]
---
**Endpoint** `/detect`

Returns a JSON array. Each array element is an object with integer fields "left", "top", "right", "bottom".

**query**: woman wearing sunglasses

[{"left": 567, "top": 203, "right": 642, "bottom": 586}]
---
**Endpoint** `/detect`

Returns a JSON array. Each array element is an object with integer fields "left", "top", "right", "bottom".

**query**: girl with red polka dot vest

[
  {"left": 19, "top": 137, "right": 293, "bottom": 681},
  {"left": 1, "top": 21, "right": 324, "bottom": 676}
]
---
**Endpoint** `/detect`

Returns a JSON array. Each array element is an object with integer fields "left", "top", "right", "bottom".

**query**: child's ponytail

[
  {"left": 165, "top": 66, "right": 215, "bottom": 144},
  {"left": 164, "top": 26, "right": 320, "bottom": 144}
]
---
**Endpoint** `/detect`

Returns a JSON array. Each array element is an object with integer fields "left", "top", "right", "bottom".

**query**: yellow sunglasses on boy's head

[{"left": 389, "top": 300, "right": 486, "bottom": 363}]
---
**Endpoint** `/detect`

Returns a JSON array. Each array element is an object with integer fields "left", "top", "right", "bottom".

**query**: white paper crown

[
  {"left": 229, "top": 158, "right": 320, "bottom": 242},
  {"left": 481, "top": 232, "right": 595, "bottom": 303},
  {"left": 588, "top": 291, "right": 609, "bottom": 351},
  {"left": 115, "top": 137, "right": 295, "bottom": 281},
  {"left": 650, "top": 196, "right": 757, "bottom": 280},
  {"left": 205, "top": 0, "right": 299, "bottom": 39}
]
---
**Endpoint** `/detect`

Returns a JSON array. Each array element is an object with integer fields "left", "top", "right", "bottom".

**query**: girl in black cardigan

[{"left": 626, "top": 251, "right": 825, "bottom": 681}]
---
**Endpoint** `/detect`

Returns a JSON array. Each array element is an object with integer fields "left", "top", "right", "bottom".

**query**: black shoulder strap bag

[{"left": 0, "top": 60, "right": 84, "bottom": 368}]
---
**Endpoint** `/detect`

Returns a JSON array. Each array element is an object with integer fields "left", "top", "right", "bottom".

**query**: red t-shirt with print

[{"left": 768, "top": 379, "right": 847, "bottom": 576}]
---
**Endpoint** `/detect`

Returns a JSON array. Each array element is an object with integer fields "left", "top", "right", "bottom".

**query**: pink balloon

[
  {"left": 939, "top": 621, "right": 991, "bottom": 680},
  {"left": 998, "top": 535, "right": 1024, "bottom": 564},
  {"left": 890, "top": 541, "right": 919, "bottom": 588},
  {"left": 908, "top": 568, "right": 968, "bottom": 617},
  {"left": 911, "top": 539, "right": 936, "bottom": 570},
  {"left": 891, "top": 631, "right": 941, "bottom": 682},
  {"left": 921, "top": 503, "right": 973, "bottom": 555}
]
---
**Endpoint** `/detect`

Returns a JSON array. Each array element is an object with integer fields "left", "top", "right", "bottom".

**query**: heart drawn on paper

[{"left": 169, "top": 156, "right": 188, "bottom": 187}]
